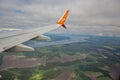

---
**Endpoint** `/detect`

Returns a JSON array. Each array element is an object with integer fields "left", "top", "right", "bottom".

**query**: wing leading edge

[{"left": 0, "top": 10, "right": 70, "bottom": 52}]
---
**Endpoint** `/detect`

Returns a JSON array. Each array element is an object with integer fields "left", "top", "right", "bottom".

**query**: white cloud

[{"left": 0, "top": 0, "right": 120, "bottom": 35}]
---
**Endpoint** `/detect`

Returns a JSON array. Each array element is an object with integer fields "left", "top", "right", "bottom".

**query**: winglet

[{"left": 57, "top": 10, "right": 70, "bottom": 29}]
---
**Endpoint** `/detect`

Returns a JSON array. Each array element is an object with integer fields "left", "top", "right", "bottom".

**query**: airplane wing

[{"left": 0, "top": 10, "right": 70, "bottom": 52}]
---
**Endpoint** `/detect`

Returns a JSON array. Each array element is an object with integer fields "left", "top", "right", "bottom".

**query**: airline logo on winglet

[{"left": 57, "top": 10, "right": 70, "bottom": 29}]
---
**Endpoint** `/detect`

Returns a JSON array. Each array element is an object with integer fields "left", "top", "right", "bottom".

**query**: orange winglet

[{"left": 57, "top": 10, "right": 70, "bottom": 29}]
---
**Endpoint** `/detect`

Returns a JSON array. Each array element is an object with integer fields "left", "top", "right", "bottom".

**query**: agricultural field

[{"left": 0, "top": 34, "right": 120, "bottom": 80}]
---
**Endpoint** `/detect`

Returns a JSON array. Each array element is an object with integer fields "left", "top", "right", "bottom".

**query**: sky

[{"left": 0, "top": 0, "right": 120, "bottom": 36}]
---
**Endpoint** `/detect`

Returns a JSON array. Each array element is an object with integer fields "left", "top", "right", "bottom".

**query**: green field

[{"left": 0, "top": 35, "right": 120, "bottom": 80}]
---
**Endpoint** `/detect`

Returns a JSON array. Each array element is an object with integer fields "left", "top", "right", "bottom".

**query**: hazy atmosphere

[
  {"left": 0, "top": 1, "right": 120, "bottom": 80},
  {"left": 0, "top": 0, "right": 120, "bottom": 36}
]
